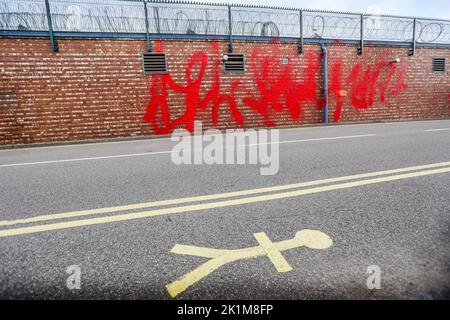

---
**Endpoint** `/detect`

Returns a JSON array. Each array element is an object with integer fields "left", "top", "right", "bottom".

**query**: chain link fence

[{"left": 1, "top": 0, "right": 449, "bottom": 44}]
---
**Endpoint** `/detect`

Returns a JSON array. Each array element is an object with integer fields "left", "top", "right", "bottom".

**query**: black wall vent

[
  {"left": 142, "top": 52, "right": 167, "bottom": 74},
  {"left": 432, "top": 58, "right": 445, "bottom": 72},
  {"left": 224, "top": 53, "right": 245, "bottom": 73}
]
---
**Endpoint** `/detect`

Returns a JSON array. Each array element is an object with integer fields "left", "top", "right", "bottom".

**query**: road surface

[{"left": 0, "top": 120, "right": 449, "bottom": 299}]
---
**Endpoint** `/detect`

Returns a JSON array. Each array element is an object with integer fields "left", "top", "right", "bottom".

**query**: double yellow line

[{"left": 1, "top": 161, "right": 449, "bottom": 238}]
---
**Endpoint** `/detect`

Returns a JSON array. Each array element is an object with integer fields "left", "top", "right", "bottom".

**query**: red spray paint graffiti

[
  {"left": 144, "top": 41, "right": 409, "bottom": 133},
  {"left": 144, "top": 40, "right": 242, "bottom": 134},
  {"left": 242, "top": 45, "right": 322, "bottom": 127},
  {"left": 331, "top": 58, "right": 408, "bottom": 122}
]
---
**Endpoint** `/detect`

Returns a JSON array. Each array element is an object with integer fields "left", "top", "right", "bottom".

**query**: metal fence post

[
  {"left": 154, "top": 6, "right": 161, "bottom": 34},
  {"left": 357, "top": 14, "right": 364, "bottom": 55},
  {"left": 298, "top": 9, "right": 303, "bottom": 54},
  {"left": 44, "top": 0, "right": 58, "bottom": 52},
  {"left": 227, "top": 5, "right": 233, "bottom": 53},
  {"left": 410, "top": 18, "right": 417, "bottom": 56},
  {"left": 143, "top": 0, "right": 152, "bottom": 52}
]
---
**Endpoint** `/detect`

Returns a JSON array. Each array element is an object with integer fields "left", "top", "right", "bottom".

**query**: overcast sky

[{"left": 206, "top": 0, "right": 450, "bottom": 20}]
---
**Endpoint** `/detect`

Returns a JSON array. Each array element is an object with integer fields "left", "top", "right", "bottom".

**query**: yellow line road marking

[
  {"left": 1, "top": 161, "right": 450, "bottom": 227},
  {"left": 166, "top": 230, "right": 333, "bottom": 298},
  {"left": 170, "top": 245, "right": 231, "bottom": 258},
  {"left": 253, "top": 232, "right": 293, "bottom": 273},
  {"left": 0, "top": 165, "right": 449, "bottom": 238}
]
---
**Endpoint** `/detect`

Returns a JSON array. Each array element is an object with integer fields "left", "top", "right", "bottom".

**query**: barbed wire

[{"left": 0, "top": 0, "right": 449, "bottom": 44}]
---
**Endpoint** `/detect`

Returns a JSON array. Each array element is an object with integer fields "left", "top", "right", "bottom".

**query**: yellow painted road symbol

[{"left": 166, "top": 230, "right": 333, "bottom": 298}]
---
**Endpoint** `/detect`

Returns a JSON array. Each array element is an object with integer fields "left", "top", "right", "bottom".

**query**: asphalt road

[{"left": 0, "top": 120, "right": 449, "bottom": 300}]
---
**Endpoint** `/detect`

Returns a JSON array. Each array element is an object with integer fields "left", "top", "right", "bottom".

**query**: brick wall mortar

[{"left": 0, "top": 37, "right": 449, "bottom": 145}]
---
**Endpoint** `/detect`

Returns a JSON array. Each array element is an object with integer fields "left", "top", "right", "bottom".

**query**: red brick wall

[{"left": 0, "top": 36, "right": 449, "bottom": 145}]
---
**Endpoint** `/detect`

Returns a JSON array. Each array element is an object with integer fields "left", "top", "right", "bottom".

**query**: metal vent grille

[
  {"left": 432, "top": 58, "right": 445, "bottom": 72},
  {"left": 142, "top": 52, "right": 167, "bottom": 74},
  {"left": 224, "top": 53, "right": 245, "bottom": 73}
]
